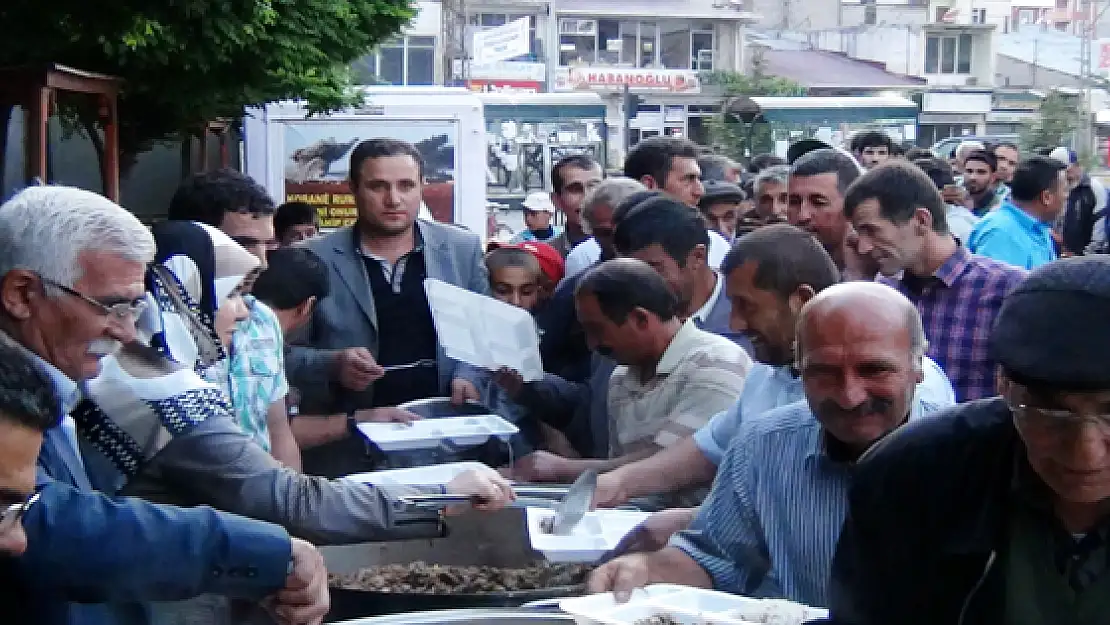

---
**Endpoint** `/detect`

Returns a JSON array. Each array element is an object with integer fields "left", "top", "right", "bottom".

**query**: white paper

[{"left": 424, "top": 278, "right": 544, "bottom": 381}]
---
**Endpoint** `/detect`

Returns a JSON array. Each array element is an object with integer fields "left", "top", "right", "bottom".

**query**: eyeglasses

[
  {"left": 39, "top": 276, "right": 148, "bottom": 322},
  {"left": 1008, "top": 400, "right": 1110, "bottom": 438},
  {"left": 0, "top": 492, "right": 40, "bottom": 536}
]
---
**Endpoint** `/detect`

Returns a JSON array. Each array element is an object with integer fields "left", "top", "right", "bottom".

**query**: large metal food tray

[{"left": 323, "top": 509, "right": 587, "bottom": 622}]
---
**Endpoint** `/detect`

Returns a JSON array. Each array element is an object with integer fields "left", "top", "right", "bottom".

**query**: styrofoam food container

[
  {"left": 526, "top": 507, "right": 651, "bottom": 563},
  {"left": 356, "top": 415, "right": 519, "bottom": 451},
  {"left": 559, "top": 585, "right": 828, "bottom": 625},
  {"left": 343, "top": 461, "right": 492, "bottom": 487}
]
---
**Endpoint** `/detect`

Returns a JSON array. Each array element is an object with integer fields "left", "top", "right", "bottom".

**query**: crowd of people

[{"left": 0, "top": 128, "right": 1108, "bottom": 625}]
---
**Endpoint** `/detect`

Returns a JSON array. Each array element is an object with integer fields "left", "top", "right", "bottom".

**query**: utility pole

[
  {"left": 1079, "top": 0, "right": 1110, "bottom": 155},
  {"left": 442, "top": 0, "right": 469, "bottom": 86}
]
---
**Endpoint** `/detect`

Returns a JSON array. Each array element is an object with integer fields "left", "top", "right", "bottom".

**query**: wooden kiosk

[{"left": 0, "top": 64, "right": 122, "bottom": 201}]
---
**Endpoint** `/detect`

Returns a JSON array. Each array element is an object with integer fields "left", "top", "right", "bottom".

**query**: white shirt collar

[{"left": 691, "top": 271, "right": 724, "bottom": 324}]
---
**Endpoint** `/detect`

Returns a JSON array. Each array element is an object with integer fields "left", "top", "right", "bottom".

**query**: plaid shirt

[{"left": 879, "top": 246, "right": 1026, "bottom": 401}]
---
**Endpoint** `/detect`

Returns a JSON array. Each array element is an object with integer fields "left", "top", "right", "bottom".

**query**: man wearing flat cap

[
  {"left": 823, "top": 255, "right": 1110, "bottom": 625},
  {"left": 697, "top": 180, "right": 747, "bottom": 242}
]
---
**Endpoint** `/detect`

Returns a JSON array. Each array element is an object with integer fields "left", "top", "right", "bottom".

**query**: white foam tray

[
  {"left": 356, "top": 415, "right": 519, "bottom": 451},
  {"left": 526, "top": 508, "right": 651, "bottom": 564},
  {"left": 559, "top": 585, "right": 828, "bottom": 625},
  {"left": 424, "top": 278, "right": 544, "bottom": 381},
  {"left": 343, "top": 461, "right": 492, "bottom": 487}
]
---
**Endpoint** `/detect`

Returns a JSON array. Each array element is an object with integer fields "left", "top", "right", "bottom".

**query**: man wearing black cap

[
  {"left": 697, "top": 180, "right": 746, "bottom": 241},
  {"left": 825, "top": 255, "right": 1110, "bottom": 625}
]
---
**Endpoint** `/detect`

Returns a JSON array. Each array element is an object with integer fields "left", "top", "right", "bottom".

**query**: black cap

[
  {"left": 787, "top": 139, "right": 833, "bottom": 165},
  {"left": 699, "top": 180, "right": 746, "bottom": 207},
  {"left": 989, "top": 256, "right": 1110, "bottom": 392}
]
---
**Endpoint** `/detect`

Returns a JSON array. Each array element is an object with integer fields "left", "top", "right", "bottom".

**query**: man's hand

[
  {"left": 492, "top": 367, "right": 526, "bottom": 401},
  {"left": 335, "top": 348, "right": 384, "bottom": 392},
  {"left": 592, "top": 471, "right": 630, "bottom": 509},
  {"left": 606, "top": 508, "right": 697, "bottom": 558},
  {"left": 445, "top": 468, "right": 516, "bottom": 514},
  {"left": 449, "top": 378, "right": 482, "bottom": 406},
  {"left": 941, "top": 185, "right": 970, "bottom": 208},
  {"left": 269, "top": 538, "right": 330, "bottom": 625},
  {"left": 587, "top": 553, "right": 652, "bottom": 602},
  {"left": 841, "top": 229, "right": 879, "bottom": 282},
  {"left": 498, "top": 450, "right": 568, "bottom": 483},
  {"left": 351, "top": 407, "right": 422, "bottom": 424}
]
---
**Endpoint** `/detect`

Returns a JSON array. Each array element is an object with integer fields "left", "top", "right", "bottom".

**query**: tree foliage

[
  {"left": 700, "top": 50, "right": 807, "bottom": 161},
  {"left": 0, "top": 0, "right": 416, "bottom": 161},
  {"left": 1020, "top": 91, "right": 1080, "bottom": 155}
]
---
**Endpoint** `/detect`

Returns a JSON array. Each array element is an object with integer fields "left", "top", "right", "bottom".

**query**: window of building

[
  {"left": 692, "top": 30, "right": 714, "bottom": 70},
  {"left": 352, "top": 36, "right": 436, "bottom": 85},
  {"left": 559, "top": 19, "right": 597, "bottom": 65},
  {"left": 925, "top": 34, "right": 974, "bottom": 74},
  {"left": 598, "top": 19, "right": 621, "bottom": 65},
  {"left": 660, "top": 23, "right": 690, "bottom": 69},
  {"left": 971, "top": 8, "right": 986, "bottom": 24},
  {"left": 558, "top": 19, "right": 712, "bottom": 69},
  {"left": 471, "top": 13, "right": 541, "bottom": 61}
]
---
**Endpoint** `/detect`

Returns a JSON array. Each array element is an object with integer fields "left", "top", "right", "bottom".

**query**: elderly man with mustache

[{"left": 589, "top": 281, "right": 940, "bottom": 608}]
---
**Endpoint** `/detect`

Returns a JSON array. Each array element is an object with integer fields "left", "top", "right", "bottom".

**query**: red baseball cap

[{"left": 488, "top": 240, "right": 565, "bottom": 284}]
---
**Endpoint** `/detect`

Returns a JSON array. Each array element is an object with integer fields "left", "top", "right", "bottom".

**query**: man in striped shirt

[
  {"left": 844, "top": 161, "right": 1027, "bottom": 401},
  {"left": 588, "top": 282, "right": 940, "bottom": 608}
]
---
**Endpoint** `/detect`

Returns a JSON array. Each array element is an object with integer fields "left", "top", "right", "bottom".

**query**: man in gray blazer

[{"left": 287, "top": 138, "right": 489, "bottom": 476}]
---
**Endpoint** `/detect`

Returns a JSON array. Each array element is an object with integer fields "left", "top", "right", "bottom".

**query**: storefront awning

[
  {"left": 479, "top": 92, "right": 607, "bottom": 121},
  {"left": 749, "top": 96, "right": 919, "bottom": 124}
]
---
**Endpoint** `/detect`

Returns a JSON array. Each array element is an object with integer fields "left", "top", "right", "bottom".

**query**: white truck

[{"left": 242, "top": 86, "right": 489, "bottom": 237}]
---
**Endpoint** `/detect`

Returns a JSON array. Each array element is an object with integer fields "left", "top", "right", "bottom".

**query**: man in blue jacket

[{"left": 0, "top": 186, "right": 330, "bottom": 625}]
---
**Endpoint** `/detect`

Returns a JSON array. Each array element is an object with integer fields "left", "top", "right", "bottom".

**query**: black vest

[{"left": 363, "top": 252, "right": 441, "bottom": 407}]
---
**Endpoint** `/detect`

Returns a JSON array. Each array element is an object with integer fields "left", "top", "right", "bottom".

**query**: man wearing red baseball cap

[{"left": 488, "top": 240, "right": 565, "bottom": 303}]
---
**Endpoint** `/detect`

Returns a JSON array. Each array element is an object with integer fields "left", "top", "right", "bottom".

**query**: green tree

[
  {"left": 1020, "top": 91, "right": 1080, "bottom": 155},
  {"left": 0, "top": 0, "right": 415, "bottom": 167},
  {"left": 700, "top": 49, "right": 806, "bottom": 161}
]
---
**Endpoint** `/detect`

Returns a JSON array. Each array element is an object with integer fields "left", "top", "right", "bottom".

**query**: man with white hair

[{"left": 0, "top": 186, "right": 329, "bottom": 625}]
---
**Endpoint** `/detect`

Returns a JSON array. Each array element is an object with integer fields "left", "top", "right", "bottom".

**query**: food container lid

[{"left": 425, "top": 278, "right": 544, "bottom": 381}]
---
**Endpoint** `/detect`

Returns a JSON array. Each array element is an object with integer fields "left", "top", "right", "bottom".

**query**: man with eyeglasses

[
  {"left": 824, "top": 255, "right": 1110, "bottom": 625},
  {"left": 0, "top": 186, "right": 330, "bottom": 625}
]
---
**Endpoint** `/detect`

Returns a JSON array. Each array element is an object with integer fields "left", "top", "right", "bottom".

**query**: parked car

[{"left": 931, "top": 135, "right": 1020, "bottom": 161}]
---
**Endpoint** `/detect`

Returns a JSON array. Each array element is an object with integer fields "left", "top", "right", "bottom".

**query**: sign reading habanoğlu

[{"left": 555, "top": 67, "right": 701, "bottom": 94}]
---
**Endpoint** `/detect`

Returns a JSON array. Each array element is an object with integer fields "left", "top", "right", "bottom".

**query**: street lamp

[{"left": 724, "top": 96, "right": 765, "bottom": 158}]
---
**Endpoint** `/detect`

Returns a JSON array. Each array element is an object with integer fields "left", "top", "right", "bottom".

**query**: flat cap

[
  {"left": 989, "top": 256, "right": 1110, "bottom": 391},
  {"left": 699, "top": 180, "right": 747, "bottom": 207}
]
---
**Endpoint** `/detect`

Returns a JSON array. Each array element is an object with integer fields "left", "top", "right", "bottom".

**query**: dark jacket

[
  {"left": 824, "top": 398, "right": 1019, "bottom": 625},
  {"left": 1062, "top": 174, "right": 1102, "bottom": 255},
  {"left": 6, "top": 427, "right": 291, "bottom": 625}
]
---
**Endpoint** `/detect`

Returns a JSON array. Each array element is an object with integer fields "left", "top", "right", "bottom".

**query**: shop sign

[
  {"left": 555, "top": 67, "right": 701, "bottom": 94},
  {"left": 468, "top": 61, "right": 547, "bottom": 82},
  {"left": 468, "top": 79, "right": 543, "bottom": 93}
]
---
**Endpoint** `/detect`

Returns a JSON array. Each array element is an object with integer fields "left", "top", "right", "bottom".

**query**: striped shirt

[
  {"left": 879, "top": 246, "right": 1026, "bottom": 402},
  {"left": 608, "top": 320, "right": 752, "bottom": 455},
  {"left": 608, "top": 320, "right": 751, "bottom": 505},
  {"left": 671, "top": 400, "right": 940, "bottom": 607}
]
